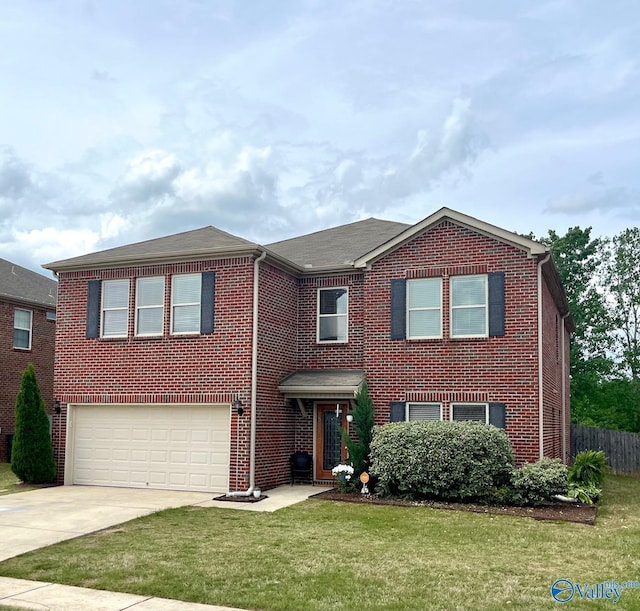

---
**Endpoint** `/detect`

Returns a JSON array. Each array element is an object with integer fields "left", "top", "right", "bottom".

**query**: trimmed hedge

[
  {"left": 370, "top": 421, "right": 514, "bottom": 501},
  {"left": 510, "top": 458, "right": 568, "bottom": 506}
]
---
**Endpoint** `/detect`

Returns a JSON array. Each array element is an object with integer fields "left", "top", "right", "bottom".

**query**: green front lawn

[
  {"left": 0, "top": 463, "right": 38, "bottom": 496},
  {"left": 1, "top": 475, "right": 639, "bottom": 611}
]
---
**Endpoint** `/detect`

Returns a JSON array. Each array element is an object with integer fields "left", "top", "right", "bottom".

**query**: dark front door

[{"left": 316, "top": 403, "right": 348, "bottom": 479}]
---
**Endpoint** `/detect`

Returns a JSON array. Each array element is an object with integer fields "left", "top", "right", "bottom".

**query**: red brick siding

[
  {"left": 541, "top": 274, "right": 571, "bottom": 462},
  {"left": 296, "top": 275, "right": 365, "bottom": 369},
  {"left": 0, "top": 299, "right": 55, "bottom": 462},
  {"left": 254, "top": 263, "right": 298, "bottom": 490},
  {"left": 52, "top": 258, "right": 255, "bottom": 485},
  {"left": 291, "top": 221, "right": 568, "bottom": 467},
  {"left": 361, "top": 221, "right": 543, "bottom": 465}
]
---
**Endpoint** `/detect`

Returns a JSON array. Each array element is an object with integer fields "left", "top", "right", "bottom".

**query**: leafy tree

[
  {"left": 11, "top": 364, "right": 56, "bottom": 483},
  {"left": 539, "top": 227, "right": 612, "bottom": 384},
  {"left": 343, "top": 381, "right": 375, "bottom": 477},
  {"left": 602, "top": 228, "right": 640, "bottom": 431}
]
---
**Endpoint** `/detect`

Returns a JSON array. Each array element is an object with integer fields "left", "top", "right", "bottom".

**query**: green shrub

[
  {"left": 370, "top": 421, "right": 514, "bottom": 501},
  {"left": 568, "top": 450, "right": 608, "bottom": 487},
  {"left": 567, "top": 482, "right": 601, "bottom": 505},
  {"left": 11, "top": 364, "right": 56, "bottom": 484},
  {"left": 510, "top": 458, "right": 568, "bottom": 506}
]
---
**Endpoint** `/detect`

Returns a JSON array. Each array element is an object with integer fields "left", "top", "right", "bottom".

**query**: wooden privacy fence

[{"left": 571, "top": 424, "right": 640, "bottom": 475}]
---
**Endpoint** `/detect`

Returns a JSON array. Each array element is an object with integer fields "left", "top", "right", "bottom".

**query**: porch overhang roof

[{"left": 278, "top": 369, "right": 365, "bottom": 399}]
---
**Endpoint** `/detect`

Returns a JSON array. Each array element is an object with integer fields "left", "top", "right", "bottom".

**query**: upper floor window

[
  {"left": 101, "top": 279, "right": 129, "bottom": 338},
  {"left": 136, "top": 277, "right": 165, "bottom": 336},
  {"left": 13, "top": 309, "right": 32, "bottom": 349},
  {"left": 172, "top": 274, "right": 201, "bottom": 334},
  {"left": 451, "top": 403, "right": 488, "bottom": 424},
  {"left": 407, "top": 278, "right": 442, "bottom": 339},
  {"left": 317, "top": 287, "right": 348, "bottom": 343},
  {"left": 450, "top": 275, "right": 488, "bottom": 338}
]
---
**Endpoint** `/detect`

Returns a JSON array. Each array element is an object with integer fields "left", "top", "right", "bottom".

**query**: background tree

[
  {"left": 602, "top": 228, "right": 640, "bottom": 431},
  {"left": 343, "top": 381, "right": 375, "bottom": 476},
  {"left": 538, "top": 227, "right": 613, "bottom": 418},
  {"left": 11, "top": 363, "right": 56, "bottom": 483}
]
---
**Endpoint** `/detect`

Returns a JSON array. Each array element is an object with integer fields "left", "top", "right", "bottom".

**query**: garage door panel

[
  {"left": 151, "top": 429, "right": 169, "bottom": 441},
  {"left": 72, "top": 405, "right": 230, "bottom": 493},
  {"left": 190, "top": 452, "right": 208, "bottom": 465}
]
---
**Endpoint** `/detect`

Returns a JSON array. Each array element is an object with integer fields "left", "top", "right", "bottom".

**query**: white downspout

[
  {"left": 227, "top": 249, "right": 267, "bottom": 497},
  {"left": 537, "top": 252, "right": 552, "bottom": 460},
  {"left": 560, "top": 312, "right": 570, "bottom": 463}
]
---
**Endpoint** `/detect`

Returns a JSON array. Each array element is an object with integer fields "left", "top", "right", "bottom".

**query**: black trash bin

[{"left": 6, "top": 434, "right": 13, "bottom": 462}]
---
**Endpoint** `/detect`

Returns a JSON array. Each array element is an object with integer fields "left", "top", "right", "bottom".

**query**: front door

[{"left": 316, "top": 403, "right": 348, "bottom": 479}]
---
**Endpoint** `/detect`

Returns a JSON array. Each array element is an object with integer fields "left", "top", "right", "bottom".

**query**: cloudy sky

[{"left": 1, "top": 1, "right": 639, "bottom": 274}]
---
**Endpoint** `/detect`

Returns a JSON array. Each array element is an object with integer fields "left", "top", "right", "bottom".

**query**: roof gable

[
  {"left": 0, "top": 259, "right": 57, "bottom": 308},
  {"left": 354, "top": 207, "right": 548, "bottom": 268}
]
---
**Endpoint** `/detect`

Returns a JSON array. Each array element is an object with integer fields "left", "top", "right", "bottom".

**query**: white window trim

[
  {"left": 13, "top": 308, "right": 32, "bottom": 350},
  {"left": 101, "top": 279, "right": 130, "bottom": 338},
  {"left": 450, "top": 402, "right": 489, "bottom": 424},
  {"left": 171, "top": 273, "right": 201, "bottom": 336},
  {"left": 450, "top": 274, "right": 489, "bottom": 339},
  {"left": 406, "top": 402, "right": 443, "bottom": 421},
  {"left": 317, "top": 287, "right": 349, "bottom": 344},
  {"left": 135, "top": 276, "right": 165, "bottom": 337},
  {"left": 407, "top": 277, "right": 443, "bottom": 339}
]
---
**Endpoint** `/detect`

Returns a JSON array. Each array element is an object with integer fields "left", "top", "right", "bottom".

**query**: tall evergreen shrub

[
  {"left": 343, "top": 381, "right": 375, "bottom": 477},
  {"left": 11, "top": 363, "right": 56, "bottom": 483}
]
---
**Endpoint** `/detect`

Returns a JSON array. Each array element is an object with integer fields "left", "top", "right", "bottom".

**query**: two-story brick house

[
  {"left": 44, "top": 207, "right": 572, "bottom": 493},
  {"left": 0, "top": 258, "right": 57, "bottom": 462}
]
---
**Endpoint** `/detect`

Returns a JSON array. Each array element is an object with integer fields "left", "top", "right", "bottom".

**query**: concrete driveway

[{"left": 0, "top": 486, "right": 213, "bottom": 562}]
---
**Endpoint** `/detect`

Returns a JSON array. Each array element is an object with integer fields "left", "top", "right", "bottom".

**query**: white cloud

[
  {"left": 116, "top": 150, "right": 181, "bottom": 202},
  {"left": 12, "top": 227, "right": 101, "bottom": 267}
]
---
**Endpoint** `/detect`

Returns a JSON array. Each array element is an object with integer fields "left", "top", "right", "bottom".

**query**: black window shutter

[
  {"left": 200, "top": 272, "right": 216, "bottom": 334},
  {"left": 389, "top": 401, "right": 406, "bottom": 422},
  {"left": 390, "top": 279, "right": 406, "bottom": 340},
  {"left": 488, "top": 272, "right": 505, "bottom": 337},
  {"left": 86, "top": 280, "right": 101, "bottom": 338},
  {"left": 488, "top": 402, "right": 506, "bottom": 429}
]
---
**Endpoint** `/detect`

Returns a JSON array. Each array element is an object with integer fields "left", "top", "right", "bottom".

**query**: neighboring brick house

[
  {"left": 0, "top": 258, "right": 57, "bottom": 462},
  {"left": 44, "top": 207, "right": 572, "bottom": 492}
]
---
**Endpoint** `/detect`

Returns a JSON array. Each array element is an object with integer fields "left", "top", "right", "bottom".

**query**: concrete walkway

[
  {"left": 0, "top": 484, "right": 324, "bottom": 610},
  {"left": 0, "top": 577, "right": 245, "bottom": 610}
]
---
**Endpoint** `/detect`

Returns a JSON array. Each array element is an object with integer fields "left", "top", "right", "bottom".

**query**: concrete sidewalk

[{"left": 0, "top": 577, "right": 245, "bottom": 610}]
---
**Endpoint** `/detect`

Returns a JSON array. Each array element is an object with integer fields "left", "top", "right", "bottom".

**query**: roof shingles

[{"left": 0, "top": 259, "right": 57, "bottom": 308}]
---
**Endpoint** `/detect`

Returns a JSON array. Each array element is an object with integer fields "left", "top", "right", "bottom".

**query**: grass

[
  {"left": 0, "top": 475, "right": 639, "bottom": 610},
  {"left": 0, "top": 463, "right": 39, "bottom": 496}
]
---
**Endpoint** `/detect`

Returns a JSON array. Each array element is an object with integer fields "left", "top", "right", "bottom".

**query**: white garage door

[{"left": 71, "top": 404, "right": 230, "bottom": 492}]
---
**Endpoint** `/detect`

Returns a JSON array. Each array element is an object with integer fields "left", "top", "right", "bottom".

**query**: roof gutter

[
  {"left": 538, "top": 251, "right": 552, "bottom": 460},
  {"left": 227, "top": 249, "right": 267, "bottom": 497}
]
